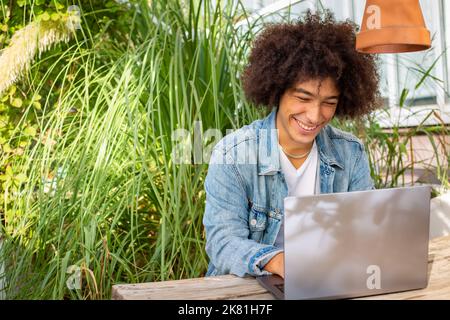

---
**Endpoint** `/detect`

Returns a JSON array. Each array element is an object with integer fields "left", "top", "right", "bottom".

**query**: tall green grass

[{"left": 0, "top": 0, "right": 262, "bottom": 299}]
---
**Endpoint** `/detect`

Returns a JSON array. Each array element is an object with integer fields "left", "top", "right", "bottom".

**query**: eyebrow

[{"left": 293, "top": 87, "right": 340, "bottom": 100}]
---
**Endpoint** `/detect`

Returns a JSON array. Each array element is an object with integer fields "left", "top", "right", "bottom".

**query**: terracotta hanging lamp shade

[{"left": 356, "top": 0, "right": 431, "bottom": 53}]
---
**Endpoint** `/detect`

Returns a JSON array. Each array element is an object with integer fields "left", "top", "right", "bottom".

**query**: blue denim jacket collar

[{"left": 257, "top": 107, "right": 344, "bottom": 176}]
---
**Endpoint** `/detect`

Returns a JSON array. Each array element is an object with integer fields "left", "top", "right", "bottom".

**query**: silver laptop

[{"left": 257, "top": 185, "right": 431, "bottom": 299}]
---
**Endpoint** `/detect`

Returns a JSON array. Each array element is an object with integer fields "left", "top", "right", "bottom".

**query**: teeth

[{"left": 294, "top": 118, "right": 318, "bottom": 131}]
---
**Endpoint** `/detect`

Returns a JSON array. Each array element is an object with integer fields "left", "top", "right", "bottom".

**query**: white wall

[{"left": 430, "top": 191, "right": 450, "bottom": 239}]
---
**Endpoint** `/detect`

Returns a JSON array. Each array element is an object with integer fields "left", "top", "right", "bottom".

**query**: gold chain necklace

[{"left": 279, "top": 145, "right": 311, "bottom": 159}]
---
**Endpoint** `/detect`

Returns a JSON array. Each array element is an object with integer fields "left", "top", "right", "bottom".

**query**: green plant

[
  {"left": 0, "top": 0, "right": 136, "bottom": 219},
  {"left": 0, "top": 0, "right": 262, "bottom": 299},
  {"left": 332, "top": 48, "right": 449, "bottom": 192}
]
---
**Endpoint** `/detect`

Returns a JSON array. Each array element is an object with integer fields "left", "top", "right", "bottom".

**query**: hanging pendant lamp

[{"left": 356, "top": 0, "right": 431, "bottom": 53}]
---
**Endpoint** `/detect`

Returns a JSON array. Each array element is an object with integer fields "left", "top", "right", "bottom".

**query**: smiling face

[{"left": 276, "top": 77, "right": 340, "bottom": 154}]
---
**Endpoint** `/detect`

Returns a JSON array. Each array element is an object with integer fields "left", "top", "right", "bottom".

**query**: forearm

[{"left": 205, "top": 230, "right": 283, "bottom": 277}]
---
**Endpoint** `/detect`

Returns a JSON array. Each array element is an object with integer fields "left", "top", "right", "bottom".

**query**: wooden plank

[
  {"left": 112, "top": 275, "right": 270, "bottom": 300},
  {"left": 112, "top": 235, "right": 450, "bottom": 300}
]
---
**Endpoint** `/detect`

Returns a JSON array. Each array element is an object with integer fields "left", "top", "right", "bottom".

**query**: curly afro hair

[{"left": 241, "top": 10, "right": 381, "bottom": 119}]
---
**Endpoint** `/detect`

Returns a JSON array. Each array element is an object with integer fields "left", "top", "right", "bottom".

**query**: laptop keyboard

[{"left": 274, "top": 283, "right": 284, "bottom": 293}]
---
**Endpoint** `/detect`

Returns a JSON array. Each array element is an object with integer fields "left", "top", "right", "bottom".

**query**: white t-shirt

[{"left": 274, "top": 140, "right": 320, "bottom": 248}]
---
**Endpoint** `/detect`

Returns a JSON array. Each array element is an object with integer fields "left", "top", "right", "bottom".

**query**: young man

[{"left": 203, "top": 11, "right": 380, "bottom": 279}]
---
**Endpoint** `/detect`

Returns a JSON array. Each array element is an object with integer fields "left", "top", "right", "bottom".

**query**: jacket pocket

[{"left": 248, "top": 205, "right": 268, "bottom": 242}]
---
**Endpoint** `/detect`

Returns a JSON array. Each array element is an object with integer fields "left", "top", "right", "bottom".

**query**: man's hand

[{"left": 263, "top": 252, "right": 284, "bottom": 278}]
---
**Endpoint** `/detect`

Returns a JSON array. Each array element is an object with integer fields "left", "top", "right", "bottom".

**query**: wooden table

[{"left": 112, "top": 235, "right": 450, "bottom": 300}]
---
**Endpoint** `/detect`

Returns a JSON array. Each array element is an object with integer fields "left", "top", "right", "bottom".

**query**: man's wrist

[{"left": 263, "top": 252, "right": 283, "bottom": 275}]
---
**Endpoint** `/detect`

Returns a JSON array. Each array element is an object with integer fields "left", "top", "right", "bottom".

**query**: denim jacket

[{"left": 203, "top": 108, "right": 374, "bottom": 277}]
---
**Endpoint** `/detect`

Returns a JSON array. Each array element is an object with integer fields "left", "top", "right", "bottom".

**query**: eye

[
  {"left": 295, "top": 96, "right": 310, "bottom": 102},
  {"left": 324, "top": 101, "right": 337, "bottom": 107}
]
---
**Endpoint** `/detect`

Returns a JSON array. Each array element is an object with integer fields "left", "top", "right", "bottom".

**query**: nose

[{"left": 305, "top": 103, "right": 322, "bottom": 125}]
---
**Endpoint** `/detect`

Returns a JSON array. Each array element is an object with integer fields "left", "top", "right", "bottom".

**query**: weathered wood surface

[{"left": 112, "top": 235, "right": 450, "bottom": 300}]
